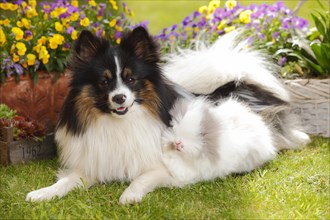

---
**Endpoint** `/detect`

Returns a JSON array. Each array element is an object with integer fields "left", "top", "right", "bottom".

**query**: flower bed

[
  {"left": 156, "top": 0, "right": 329, "bottom": 79},
  {"left": 0, "top": 0, "right": 143, "bottom": 83}
]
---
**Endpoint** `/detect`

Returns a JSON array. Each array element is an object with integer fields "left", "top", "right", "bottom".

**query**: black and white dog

[{"left": 26, "top": 27, "right": 309, "bottom": 204}]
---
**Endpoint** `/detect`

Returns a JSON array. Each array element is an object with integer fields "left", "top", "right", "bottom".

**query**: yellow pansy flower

[
  {"left": 217, "top": 20, "right": 227, "bottom": 30},
  {"left": 71, "top": 30, "right": 78, "bottom": 40},
  {"left": 0, "top": 3, "right": 8, "bottom": 10},
  {"left": 225, "top": 0, "right": 237, "bottom": 9},
  {"left": 16, "top": 42, "right": 27, "bottom": 56},
  {"left": 16, "top": 20, "right": 23, "bottom": 28},
  {"left": 0, "top": 28, "right": 6, "bottom": 45},
  {"left": 9, "top": 3, "right": 18, "bottom": 11},
  {"left": 13, "top": 53, "right": 20, "bottom": 62},
  {"left": 61, "top": 18, "right": 70, "bottom": 27},
  {"left": 71, "top": 0, "right": 78, "bottom": 7},
  {"left": 2, "top": 18, "right": 10, "bottom": 26},
  {"left": 100, "top": 30, "right": 105, "bottom": 37},
  {"left": 10, "top": 44, "right": 15, "bottom": 54},
  {"left": 38, "top": 36, "right": 47, "bottom": 45},
  {"left": 49, "top": 39, "right": 58, "bottom": 50},
  {"left": 54, "top": 34, "right": 64, "bottom": 44},
  {"left": 55, "top": 22, "right": 63, "bottom": 32},
  {"left": 21, "top": 18, "right": 31, "bottom": 29},
  {"left": 39, "top": 46, "right": 50, "bottom": 64},
  {"left": 116, "top": 38, "right": 121, "bottom": 44},
  {"left": 198, "top": 5, "right": 208, "bottom": 14},
  {"left": 49, "top": 34, "right": 64, "bottom": 49},
  {"left": 70, "top": 12, "right": 79, "bottom": 21},
  {"left": 27, "top": 53, "right": 36, "bottom": 66},
  {"left": 80, "top": 17, "right": 90, "bottom": 27},
  {"left": 33, "top": 43, "right": 42, "bottom": 53},
  {"left": 109, "top": 0, "right": 118, "bottom": 10},
  {"left": 12, "top": 27, "right": 24, "bottom": 40},
  {"left": 115, "top": 26, "right": 122, "bottom": 32},
  {"left": 25, "top": 6, "right": 38, "bottom": 18},
  {"left": 208, "top": 0, "right": 220, "bottom": 13},
  {"left": 43, "top": 4, "right": 50, "bottom": 10},
  {"left": 28, "top": 0, "right": 37, "bottom": 8},
  {"left": 25, "top": 32, "right": 33, "bottom": 41},
  {"left": 239, "top": 10, "right": 252, "bottom": 24},
  {"left": 109, "top": 18, "right": 116, "bottom": 27},
  {"left": 1, "top": 2, "right": 19, "bottom": 11},
  {"left": 123, "top": 5, "right": 134, "bottom": 17},
  {"left": 51, "top": 7, "right": 68, "bottom": 18},
  {"left": 88, "top": 0, "right": 97, "bottom": 7}
]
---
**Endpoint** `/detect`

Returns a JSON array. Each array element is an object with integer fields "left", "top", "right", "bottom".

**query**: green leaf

[
  {"left": 311, "top": 43, "right": 330, "bottom": 71},
  {"left": 311, "top": 13, "right": 326, "bottom": 37},
  {"left": 319, "top": 45, "right": 330, "bottom": 73},
  {"left": 304, "top": 55, "right": 326, "bottom": 76},
  {"left": 307, "top": 30, "right": 321, "bottom": 41},
  {"left": 316, "top": 0, "right": 326, "bottom": 11},
  {"left": 32, "top": 71, "right": 38, "bottom": 84},
  {"left": 317, "top": 11, "right": 327, "bottom": 25},
  {"left": 311, "top": 42, "right": 322, "bottom": 57},
  {"left": 45, "top": 63, "right": 51, "bottom": 73},
  {"left": 0, "top": 72, "right": 5, "bottom": 84},
  {"left": 56, "top": 59, "right": 64, "bottom": 73},
  {"left": 316, "top": 12, "right": 330, "bottom": 43}
]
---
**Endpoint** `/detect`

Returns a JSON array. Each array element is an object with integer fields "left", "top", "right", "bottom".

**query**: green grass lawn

[
  {"left": 0, "top": 137, "right": 329, "bottom": 219},
  {"left": 126, "top": 0, "right": 330, "bottom": 34}
]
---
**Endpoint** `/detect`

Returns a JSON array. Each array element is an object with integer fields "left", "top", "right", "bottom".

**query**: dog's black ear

[
  {"left": 120, "top": 26, "right": 159, "bottom": 63},
  {"left": 68, "top": 30, "right": 104, "bottom": 67}
]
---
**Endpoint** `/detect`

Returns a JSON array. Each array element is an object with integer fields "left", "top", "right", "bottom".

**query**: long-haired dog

[{"left": 26, "top": 27, "right": 309, "bottom": 204}]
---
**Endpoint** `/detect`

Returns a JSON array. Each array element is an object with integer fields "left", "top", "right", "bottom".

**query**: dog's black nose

[{"left": 112, "top": 94, "right": 126, "bottom": 104}]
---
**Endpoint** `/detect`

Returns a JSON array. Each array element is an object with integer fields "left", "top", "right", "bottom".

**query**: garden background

[
  {"left": 0, "top": 0, "right": 329, "bottom": 219},
  {"left": 127, "top": 0, "right": 329, "bottom": 34}
]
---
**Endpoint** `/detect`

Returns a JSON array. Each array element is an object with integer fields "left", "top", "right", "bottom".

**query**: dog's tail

[
  {"left": 163, "top": 30, "right": 290, "bottom": 103},
  {"left": 163, "top": 30, "right": 310, "bottom": 149},
  {"left": 259, "top": 106, "right": 310, "bottom": 150}
]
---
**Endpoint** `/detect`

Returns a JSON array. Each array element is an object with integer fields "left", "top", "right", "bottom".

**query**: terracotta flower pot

[{"left": 0, "top": 71, "right": 70, "bottom": 133}]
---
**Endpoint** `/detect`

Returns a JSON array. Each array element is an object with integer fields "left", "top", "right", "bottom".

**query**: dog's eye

[
  {"left": 126, "top": 76, "right": 136, "bottom": 83},
  {"left": 102, "top": 79, "right": 109, "bottom": 85}
]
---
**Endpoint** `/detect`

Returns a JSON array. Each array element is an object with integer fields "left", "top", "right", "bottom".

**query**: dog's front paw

[
  {"left": 119, "top": 187, "right": 143, "bottom": 205},
  {"left": 26, "top": 187, "right": 57, "bottom": 202}
]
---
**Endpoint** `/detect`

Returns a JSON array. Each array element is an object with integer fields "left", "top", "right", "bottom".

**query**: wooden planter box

[
  {"left": 284, "top": 78, "right": 330, "bottom": 137},
  {"left": 0, "top": 127, "right": 56, "bottom": 165}
]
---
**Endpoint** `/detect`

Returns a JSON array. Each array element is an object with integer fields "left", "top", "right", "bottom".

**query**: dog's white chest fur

[{"left": 56, "top": 107, "right": 163, "bottom": 182}]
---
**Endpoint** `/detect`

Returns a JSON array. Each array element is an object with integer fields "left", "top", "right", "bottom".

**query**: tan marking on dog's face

[
  {"left": 75, "top": 86, "right": 102, "bottom": 129},
  {"left": 122, "top": 68, "right": 133, "bottom": 79},
  {"left": 104, "top": 69, "right": 112, "bottom": 79}
]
